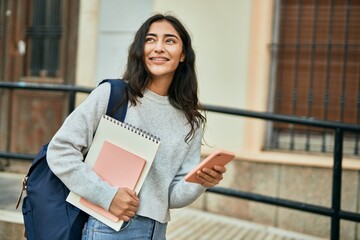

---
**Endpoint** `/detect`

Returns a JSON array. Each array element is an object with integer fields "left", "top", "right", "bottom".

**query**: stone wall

[
  {"left": 0, "top": 221, "right": 25, "bottom": 240},
  {"left": 190, "top": 159, "right": 359, "bottom": 240}
]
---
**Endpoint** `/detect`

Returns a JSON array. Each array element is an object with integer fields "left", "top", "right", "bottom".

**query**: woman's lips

[{"left": 150, "top": 57, "right": 169, "bottom": 62}]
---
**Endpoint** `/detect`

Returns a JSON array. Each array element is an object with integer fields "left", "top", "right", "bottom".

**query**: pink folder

[{"left": 79, "top": 140, "right": 146, "bottom": 222}]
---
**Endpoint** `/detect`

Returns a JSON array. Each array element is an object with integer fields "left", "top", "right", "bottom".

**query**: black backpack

[{"left": 17, "top": 79, "right": 128, "bottom": 240}]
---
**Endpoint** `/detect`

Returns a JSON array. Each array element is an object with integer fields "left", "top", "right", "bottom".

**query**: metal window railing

[
  {"left": 268, "top": 0, "right": 360, "bottom": 157},
  {"left": 28, "top": 0, "right": 62, "bottom": 77},
  {"left": 1, "top": 81, "right": 360, "bottom": 240}
]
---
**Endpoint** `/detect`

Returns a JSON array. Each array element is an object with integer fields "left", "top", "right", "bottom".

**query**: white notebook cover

[{"left": 66, "top": 115, "right": 160, "bottom": 231}]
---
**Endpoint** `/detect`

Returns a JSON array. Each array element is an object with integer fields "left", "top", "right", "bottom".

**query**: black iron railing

[
  {"left": 204, "top": 104, "right": 360, "bottom": 240},
  {"left": 1, "top": 81, "right": 360, "bottom": 240}
]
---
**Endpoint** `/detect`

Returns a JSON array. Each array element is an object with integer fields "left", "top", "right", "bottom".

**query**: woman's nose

[{"left": 154, "top": 41, "right": 165, "bottom": 53}]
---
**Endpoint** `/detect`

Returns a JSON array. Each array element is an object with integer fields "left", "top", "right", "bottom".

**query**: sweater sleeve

[
  {"left": 168, "top": 126, "right": 207, "bottom": 209},
  {"left": 47, "top": 82, "right": 118, "bottom": 211}
]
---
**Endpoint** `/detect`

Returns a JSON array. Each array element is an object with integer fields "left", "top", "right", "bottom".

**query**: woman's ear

[{"left": 180, "top": 53, "right": 185, "bottom": 62}]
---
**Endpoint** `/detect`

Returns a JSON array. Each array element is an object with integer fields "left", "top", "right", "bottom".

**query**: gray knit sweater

[{"left": 47, "top": 82, "right": 205, "bottom": 223}]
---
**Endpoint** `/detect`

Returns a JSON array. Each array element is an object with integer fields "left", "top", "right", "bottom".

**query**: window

[
  {"left": 26, "top": 0, "right": 62, "bottom": 77},
  {"left": 267, "top": 0, "right": 360, "bottom": 156}
]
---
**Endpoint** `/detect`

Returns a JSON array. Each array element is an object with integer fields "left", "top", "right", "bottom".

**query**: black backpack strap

[{"left": 99, "top": 79, "right": 128, "bottom": 122}]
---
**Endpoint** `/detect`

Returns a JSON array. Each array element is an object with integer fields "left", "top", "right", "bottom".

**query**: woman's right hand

[{"left": 109, "top": 188, "right": 140, "bottom": 221}]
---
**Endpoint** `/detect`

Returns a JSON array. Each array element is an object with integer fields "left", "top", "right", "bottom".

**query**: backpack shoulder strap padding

[{"left": 99, "top": 79, "right": 128, "bottom": 122}]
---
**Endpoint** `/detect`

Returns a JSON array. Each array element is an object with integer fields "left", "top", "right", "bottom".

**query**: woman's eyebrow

[{"left": 146, "top": 33, "right": 179, "bottom": 39}]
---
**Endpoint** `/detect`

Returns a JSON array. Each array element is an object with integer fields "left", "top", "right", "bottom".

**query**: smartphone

[{"left": 184, "top": 150, "right": 235, "bottom": 184}]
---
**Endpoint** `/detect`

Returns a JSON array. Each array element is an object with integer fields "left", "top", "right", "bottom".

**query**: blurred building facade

[{"left": 0, "top": 0, "right": 359, "bottom": 239}]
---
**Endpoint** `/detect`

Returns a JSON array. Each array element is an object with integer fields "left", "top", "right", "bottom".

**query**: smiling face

[{"left": 144, "top": 20, "right": 185, "bottom": 83}]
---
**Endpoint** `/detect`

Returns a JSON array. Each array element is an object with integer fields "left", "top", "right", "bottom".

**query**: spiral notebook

[
  {"left": 78, "top": 140, "right": 146, "bottom": 223},
  {"left": 66, "top": 115, "right": 161, "bottom": 231}
]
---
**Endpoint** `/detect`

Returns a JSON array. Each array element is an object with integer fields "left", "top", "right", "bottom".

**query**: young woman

[{"left": 47, "top": 14, "right": 226, "bottom": 239}]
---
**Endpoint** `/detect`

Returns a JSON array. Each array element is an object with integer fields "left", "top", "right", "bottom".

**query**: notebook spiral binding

[{"left": 103, "top": 115, "right": 160, "bottom": 144}]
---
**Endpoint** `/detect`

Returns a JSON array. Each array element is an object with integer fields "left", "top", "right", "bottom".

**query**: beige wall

[
  {"left": 153, "top": 0, "right": 252, "bottom": 154},
  {"left": 76, "top": 0, "right": 100, "bottom": 88},
  {"left": 74, "top": 0, "right": 100, "bottom": 105},
  {"left": 75, "top": 0, "right": 151, "bottom": 105}
]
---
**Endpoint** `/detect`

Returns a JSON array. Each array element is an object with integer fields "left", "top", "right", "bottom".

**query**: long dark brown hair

[{"left": 122, "top": 14, "right": 206, "bottom": 143}]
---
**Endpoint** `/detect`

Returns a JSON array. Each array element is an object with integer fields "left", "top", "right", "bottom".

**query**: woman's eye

[
  {"left": 166, "top": 39, "right": 176, "bottom": 44},
  {"left": 146, "top": 38, "right": 155, "bottom": 43}
]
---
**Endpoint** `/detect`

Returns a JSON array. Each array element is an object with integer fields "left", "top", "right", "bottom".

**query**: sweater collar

[{"left": 143, "top": 88, "right": 170, "bottom": 105}]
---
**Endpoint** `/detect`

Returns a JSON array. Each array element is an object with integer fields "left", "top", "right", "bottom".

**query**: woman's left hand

[{"left": 196, "top": 165, "right": 227, "bottom": 188}]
